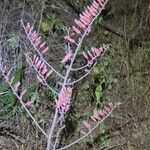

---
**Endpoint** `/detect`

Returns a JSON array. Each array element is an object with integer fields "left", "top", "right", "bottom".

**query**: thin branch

[
  {"left": 71, "top": 47, "right": 107, "bottom": 72},
  {"left": 57, "top": 104, "right": 118, "bottom": 150},
  {"left": 21, "top": 20, "right": 65, "bottom": 79},
  {"left": 2, "top": 72, "right": 48, "bottom": 138},
  {"left": 24, "top": 53, "right": 59, "bottom": 95},
  {"left": 46, "top": 1, "right": 110, "bottom": 148},
  {"left": 66, "top": 63, "right": 96, "bottom": 86},
  {"left": 53, "top": 125, "right": 66, "bottom": 150}
]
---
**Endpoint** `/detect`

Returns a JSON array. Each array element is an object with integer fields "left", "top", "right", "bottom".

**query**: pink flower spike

[
  {"left": 32, "top": 34, "right": 38, "bottom": 42},
  {"left": 36, "top": 60, "right": 42, "bottom": 68},
  {"left": 35, "top": 36, "right": 41, "bottom": 43},
  {"left": 78, "top": 21, "right": 86, "bottom": 29},
  {"left": 14, "top": 82, "right": 21, "bottom": 91},
  {"left": 105, "top": 106, "right": 111, "bottom": 113},
  {"left": 85, "top": 10, "right": 92, "bottom": 18},
  {"left": 81, "top": 15, "right": 90, "bottom": 24},
  {"left": 31, "top": 31, "right": 36, "bottom": 39},
  {"left": 87, "top": 6, "right": 95, "bottom": 14},
  {"left": 39, "top": 42, "right": 46, "bottom": 49},
  {"left": 56, "top": 87, "right": 72, "bottom": 114},
  {"left": 61, "top": 50, "right": 73, "bottom": 64},
  {"left": 41, "top": 66, "right": 48, "bottom": 75},
  {"left": 72, "top": 26, "right": 81, "bottom": 35},
  {"left": 75, "top": 19, "right": 83, "bottom": 29},
  {"left": 98, "top": 110, "right": 105, "bottom": 118},
  {"left": 83, "top": 121, "right": 91, "bottom": 129},
  {"left": 91, "top": 116, "right": 98, "bottom": 122},
  {"left": 89, "top": 8, "right": 97, "bottom": 16},
  {"left": 25, "top": 101, "right": 33, "bottom": 107},
  {"left": 97, "top": 0, "right": 105, "bottom": 8},
  {"left": 20, "top": 89, "right": 26, "bottom": 99},
  {"left": 26, "top": 58, "right": 32, "bottom": 65},
  {"left": 93, "top": 48, "right": 101, "bottom": 56},
  {"left": 25, "top": 23, "right": 30, "bottom": 32},
  {"left": 93, "top": 1, "right": 99, "bottom": 9},
  {"left": 90, "top": 5, "right": 98, "bottom": 13},
  {"left": 87, "top": 50, "right": 93, "bottom": 59},
  {"left": 102, "top": 110, "right": 108, "bottom": 116},
  {"left": 87, "top": 26, "right": 92, "bottom": 33},
  {"left": 36, "top": 75, "right": 44, "bottom": 83},
  {"left": 91, "top": 47, "right": 96, "bottom": 55},
  {"left": 45, "top": 69, "right": 53, "bottom": 78},
  {"left": 83, "top": 12, "right": 91, "bottom": 20},
  {"left": 29, "top": 26, "right": 33, "bottom": 35},
  {"left": 80, "top": 18, "right": 88, "bottom": 26},
  {"left": 35, "top": 40, "right": 41, "bottom": 47},
  {"left": 33, "top": 54, "right": 36, "bottom": 61},
  {"left": 80, "top": 131, "right": 87, "bottom": 136},
  {"left": 34, "top": 56, "right": 39, "bottom": 64},
  {"left": 39, "top": 61, "right": 45, "bottom": 70},
  {"left": 82, "top": 52, "right": 88, "bottom": 61},
  {"left": 42, "top": 47, "right": 49, "bottom": 54},
  {"left": 93, "top": 109, "right": 99, "bottom": 119},
  {"left": 96, "top": 0, "right": 101, "bottom": 4},
  {"left": 65, "top": 36, "right": 76, "bottom": 44},
  {"left": 108, "top": 102, "right": 113, "bottom": 108}
]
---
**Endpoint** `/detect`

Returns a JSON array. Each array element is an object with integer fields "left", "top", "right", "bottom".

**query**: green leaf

[
  {"left": 41, "top": 21, "right": 49, "bottom": 33},
  {"left": 108, "top": 84, "right": 112, "bottom": 90},
  {"left": 29, "top": 92, "right": 40, "bottom": 102},
  {"left": 93, "top": 67, "right": 100, "bottom": 75},
  {"left": 95, "top": 84, "right": 103, "bottom": 104},
  {"left": 12, "top": 68, "right": 23, "bottom": 85},
  {"left": 8, "top": 34, "right": 19, "bottom": 49},
  {"left": 0, "top": 83, "right": 16, "bottom": 118}
]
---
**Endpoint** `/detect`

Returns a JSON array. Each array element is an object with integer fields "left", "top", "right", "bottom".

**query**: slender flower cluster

[
  {"left": 65, "top": 0, "right": 108, "bottom": 44},
  {"left": 81, "top": 102, "right": 116, "bottom": 134},
  {"left": 27, "top": 54, "right": 53, "bottom": 83},
  {"left": 56, "top": 87, "right": 72, "bottom": 115},
  {"left": 83, "top": 47, "right": 105, "bottom": 67},
  {"left": 21, "top": 20, "right": 49, "bottom": 54},
  {"left": 60, "top": 50, "right": 73, "bottom": 64}
]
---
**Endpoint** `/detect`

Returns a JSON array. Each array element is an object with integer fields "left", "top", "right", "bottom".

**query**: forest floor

[{"left": 0, "top": 0, "right": 149, "bottom": 150}]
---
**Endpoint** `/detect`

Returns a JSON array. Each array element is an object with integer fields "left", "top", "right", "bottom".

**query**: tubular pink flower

[
  {"left": 82, "top": 102, "right": 117, "bottom": 131},
  {"left": 45, "top": 69, "right": 53, "bottom": 78},
  {"left": 42, "top": 47, "right": 49, "bottom": 54},
  {"left": 36, "top": 75, "right": 44, "bottom": 83},
  {"left": 56, "top": 87, "right": 72, "bottom": 115},
  {"left": 63, "top": 0, "right": 109, "bottom": 46},
  {"left": 73, "top": 26, "right": 81, "bottom": 35},
  {"left": 21, "top": 21, "right": 49, "bottom": 54},
  {"left": 65, "top": 36, "right": 76, "bottom": 44},
  {"left": 82, "top": 46, "right": 105, "bottom": 67},
  {"left": 27, "top": 54, "right": 53, "bottom": 81},
  {"left": 83, "top": 121, "right": 91, "bottom": 129},
  {"left": 14, "top": 82, "right": 21, "bottom": 92},
  {"left": 20, "top": 89, "right": 26, "bottom": 99},
  {"left": 61, "top": 50, "right": 73, "bottom": 64}
]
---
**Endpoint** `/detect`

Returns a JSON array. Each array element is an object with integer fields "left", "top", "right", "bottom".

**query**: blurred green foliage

[
  {"left": 7, "top": 33, "right": 20, "bottom": 50},
  {"left": 40, "top": 13, "right": 65, "bottom": 34},
  {"left": 92, "top": 45, "right": 115, "bottom": 106},
  {"left": 0, "top": 68, "right": 23, "bottom": 118}
]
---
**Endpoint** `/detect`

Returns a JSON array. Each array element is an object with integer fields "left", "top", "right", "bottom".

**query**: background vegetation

[{"left": 0, "top": 0, "right": 149, "bottom": 149}]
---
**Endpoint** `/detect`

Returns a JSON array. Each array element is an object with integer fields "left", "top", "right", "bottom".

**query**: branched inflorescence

[{"left": 1, "top": 0, "right": 120, "bottom": 150}]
